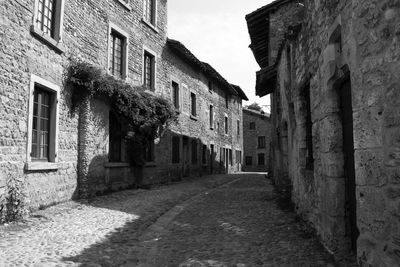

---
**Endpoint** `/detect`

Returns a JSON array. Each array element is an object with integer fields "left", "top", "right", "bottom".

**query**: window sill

[
  {"left": 30, "top": 25, "right": 64, "bottom": 54},
  {"left": 145, "top": 161, "right": 156, "bottom": 167},
  {"left": 141, "top": 19, "right": 158, "bottom": 33},
  {"left": 104, "top": 162, "right": 130, "bottom": 168},
  {"left": 190, "top": 115, "right": 198, "bottom": 121},
  {"left": 117, "top": 0, "right": 132, "bottom": 10},
  {"left": 25, "top": 162, "right": 60, "bottom": 171}
]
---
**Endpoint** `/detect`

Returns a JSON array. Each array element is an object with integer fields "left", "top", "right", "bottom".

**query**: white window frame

[
  {"left": 107, "top": 22, "right": 129, "bottom": 79},
  {"left": 142, "top": 46, "right": 157, "bottom": 91},
  {"left": 31, "top": 0, "right": 65, "bottom": 52},
  {"left": 25, "top": 74, "right": 60, "bottom": 171}
]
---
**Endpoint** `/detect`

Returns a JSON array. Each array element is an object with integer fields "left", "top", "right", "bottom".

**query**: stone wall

[
  {"left": 266, "top": 0, "right": 400, "bottom": 265},
  {"left": 142, "top": 45, "right": 244, "bottom": 183},
  {"left": 242, "top": 109, "right": 271, "bottom": 172}
]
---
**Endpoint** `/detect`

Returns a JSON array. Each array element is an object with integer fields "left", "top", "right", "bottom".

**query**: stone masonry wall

[
  {"left": 142, "top": 46, "right": 244, "bottom": 184},
  {"left": 269, "top": 0, "right": 400, "bottom": 265},
  {"left": 242, "top": 109, "right": 271, "bottom": 172},
  {"left": 0, "top": 0, "right": 168, "bottom": 208}
]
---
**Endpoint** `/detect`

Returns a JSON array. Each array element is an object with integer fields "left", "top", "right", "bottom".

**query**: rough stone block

[{"left": 354, "top": 148, "right": 386, "bottom": 186}]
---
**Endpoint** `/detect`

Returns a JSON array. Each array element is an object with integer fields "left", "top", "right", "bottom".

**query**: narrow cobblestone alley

[{"left": 0, "top": 174, "right": 335, "bottom": 266}]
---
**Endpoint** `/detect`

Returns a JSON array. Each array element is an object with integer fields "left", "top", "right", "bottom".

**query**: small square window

[
  {"left": 143, "top": 51, "right": 155, "bottom": 90},
  {"left": 249, "top": 122, "right": 256, "bottom": 130}
]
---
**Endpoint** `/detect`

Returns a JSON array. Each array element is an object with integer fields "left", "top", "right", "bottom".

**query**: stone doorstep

[{"left": 127, "top": 177, "right": 242, "bottom": 267}]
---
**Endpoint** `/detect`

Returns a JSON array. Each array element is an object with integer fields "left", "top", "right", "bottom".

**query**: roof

[
  {"left": 246, "top": 0, "right": 296, "bottom": 68},
  {"left": 230, "top": 84, "right": 249, "bottom": 101},
  {"left": 167, "top": 38, "right": 248, "bottom": 100},
  {"left": 243, "top": 108, "right": 271, "bottom": 119}
]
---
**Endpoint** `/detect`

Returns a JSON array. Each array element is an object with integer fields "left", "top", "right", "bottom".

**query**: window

[
  {"left": 143, "top": 50, "right": 155, "bottom": 90},
  {"left": 190, "top": 92, "right": 197, "bottom": 117},
  {"left": 145, "top": 140, "right": 155, "bottom": 162},
  {"left": 191, "top": 139, "right": 197, "bottom": 164},
  {"left": 27, "top": 74, "right": 60, "bottom": 169},
  {"left": 249, "top": 122, "right": 256, "bottom": 130},
  {"left": 31, "top": 0, "right": 65, "bottom": 52},
  {"left": 108, "top": 23, "right": 128, "bottom": 79},
  {"left": 172, "top": 81, "right": 179, "bottom": 110},
  {"left": 305, "top": 83, "right": 314, "bottom": 170},
  {"left": 109, "top": 112, "right": 122, "bottom": 162},
  {"left": 31, "top": 88, "right": 51, "bottom": 161},
  {"left": 109, "top": 31, "right": 126, "bottom": 78},
  {"left": 236, "top": 150, "right": 242, "bottom": 164},
  {"left": 225, "top": 92, "right": 229, "bottom": 108},
  {"left": 237, "top": 120, "right": 240, "bottom": 137},
  {"left": 258, "top": 136, "right": 266, "bottom": 149},
  {"left": 143, "top": 0, "right": 156, "bottom": 25},
  {"left": 258, "top": 153, "right": 265, "bottom": 166},
  {"left": 245, "top": 156, "right": 252, "bottom": 166},
  {"left": 209, "top": 105, "right": 214, "bottom": 129},
  {"left": 202, "top": 145, "right": 207, "bottom": 165},
  {"left": 224, "top": 116, "right": 228, "bottom": 134},
  {"left": 229, "top": 149, "right": 232, "bottom": 166},
  {"left": 217, "top": 122, "right": 220, "bottom": 133},
  {"left": 172, "top": 136, "right": 180, "bottom": 163}
]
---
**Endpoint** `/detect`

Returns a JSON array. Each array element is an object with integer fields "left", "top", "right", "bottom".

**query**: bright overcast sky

[{"left": 168, "top": 0, "right": 273, "bottom": 111}]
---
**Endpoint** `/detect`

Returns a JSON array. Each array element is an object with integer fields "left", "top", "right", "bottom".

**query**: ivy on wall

[{"left": 66, "top": 61, "right": 178, "bottom": 167}]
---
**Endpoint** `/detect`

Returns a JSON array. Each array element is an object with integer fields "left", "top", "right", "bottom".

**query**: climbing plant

[{"left": 65, "top": 60, "right": 178, "bottom": 166}]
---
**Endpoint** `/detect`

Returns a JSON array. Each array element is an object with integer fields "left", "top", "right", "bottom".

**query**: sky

[{"left": 167, "top": 0, "right": 273, "bottom": 112}]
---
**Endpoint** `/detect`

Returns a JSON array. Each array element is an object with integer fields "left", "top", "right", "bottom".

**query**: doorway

[
  {"left": 182, "top": 137, "right": 189, "bottom": 177},
  {"left": 339, "top": 78, "right": 359, "bottom": 252}
]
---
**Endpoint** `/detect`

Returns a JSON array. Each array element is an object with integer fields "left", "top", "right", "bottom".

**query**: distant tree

[{"left": 246, "top": 102, "right": 262, "bottom": 112}]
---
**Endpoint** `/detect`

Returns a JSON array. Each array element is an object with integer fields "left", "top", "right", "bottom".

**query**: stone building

[
  {"left": 242, "top": 108, "right": 271, "bottom": 172},
  {"left": 0, "top": 0, "right": 246, "bottom": 210},
  {"left": 247, "top": 0, "right": 400, "bottom": 265}
]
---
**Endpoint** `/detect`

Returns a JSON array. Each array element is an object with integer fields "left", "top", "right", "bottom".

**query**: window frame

[
  {"left": 143, "top": 47, "right": 156, "bottom": 91},
  {"left": 31, "top": 0, "right": 65, "bottom": 53},
  {"left": 258, "top": 153, "right": 265, "bottom": 166},
  {"left": 172, "top": 80, "right": 180, "bottom": 111},
  {"left": 258, "top": 136, "right": 266, "bottom": 149},
  {"left": 142, "top": 0, "right": 157, "bottom": 27},
  {"left": 145, "top": 139, "right": 155, "bottom": 163},
  {"left": 190, "top": 92, "right": 197, "bottom": 118},
  {"left": 209, "top": 104, "right": 214, "bottom": 129},
  {"left": 224, "top": 115, "right": 228, "bottom": 135},
  {"left": 249, "top": 122, "right": 256, "bottom": 130},
  {"left": 108, "top": 22, "right": 129, "bottom": 79},
  {"left": 26, "top": 74, "right": 60, "bottom": 170}
]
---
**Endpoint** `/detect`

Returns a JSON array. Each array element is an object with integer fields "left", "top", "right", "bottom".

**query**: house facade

[
  {"left": 242, "top": 108, "right": 271, "bottom": 172},
  {"left": 247, "top": 0, "right": 400, "bottom": 265},
  {"left": 0, "top": 0, "right": 246, "bottom": 210}
]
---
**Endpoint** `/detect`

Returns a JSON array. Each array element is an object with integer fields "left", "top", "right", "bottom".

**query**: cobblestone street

[{"left": 0, "top": 174, "right": 335, "bottom": 266}]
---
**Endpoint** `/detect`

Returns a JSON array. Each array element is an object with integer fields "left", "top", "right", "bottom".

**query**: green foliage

[
  {"left": 0, "top": 175, "right": 27, "bottom": 224},
  {"left": 65, "top": 60, "right": 178, "bottom": 166},
  {"left": 246, "top": 102, "right": 263, "bottom": 112}
]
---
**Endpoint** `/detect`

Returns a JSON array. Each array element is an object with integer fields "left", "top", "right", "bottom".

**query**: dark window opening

[
  {"left": 249, "top": 122, "right": 255, "bottom": 130},
  {"left": 110, "top": 30, "right": 124, "bottom": 78},
  {"left": 190, "top": 93, "right": 197, "bottom": 117},
  {"left": 224, "top": 116, "right": 228, "bottom": 134},
  {"left": 191, "top": 139, "right": 197, "bottom": 164},
  {"left": 172, "top": 81, "right": 179, "bottom": 109},
  {"left": 31, "top": 87, "right": 51, "bottom": 161},
  {"left": 305, "top": 83, "right": 314, "bottom": 170},
  {"left": 258, "top": 153, "right": 265, "bottom": 166},
  {"left": 109, "top": 112, "right": 122, "bottom": 162},
  {"left": 145, "top": 140, "right": 154, "bottom": 162},
  {"left": 209, "top": 105, "right": 214, "bottom": 129},
  {"left": 144, "top": 51, "right": 155, "bottom": 90},
  {"left": 258, "top": 136, "right": 266, "bottom": 149},
  {"left": 172, "top": 136, "right": 180, "bottom": 163},
  {"left": 245, "top": 156, "right": 252, "bottom": 166}
]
